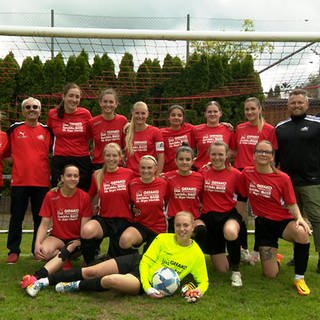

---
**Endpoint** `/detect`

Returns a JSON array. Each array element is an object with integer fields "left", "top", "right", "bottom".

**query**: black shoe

[
  {"left": 286, "top": 258, "right": 294, "bottom": 266},
  {"left": 317, "top": 260, "right": 320, "bottom": 273}
]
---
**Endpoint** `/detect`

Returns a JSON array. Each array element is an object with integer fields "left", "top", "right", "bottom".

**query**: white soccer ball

[{"left": 152, "top": 267, "right": 180, "bottom": 296}]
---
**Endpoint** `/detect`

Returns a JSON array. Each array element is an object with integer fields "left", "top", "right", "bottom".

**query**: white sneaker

[
  {"left": 26, "top": 280, "right": 45, "bottom": 297},
  {"left": 231, "top": 271, "right": 243, "bottom": 287},
  {"left": 240, "top": 248, "right": 251, "bottom": 264},
  {"left": 55, "top": 281, "right": 79, "bottom": 293}
]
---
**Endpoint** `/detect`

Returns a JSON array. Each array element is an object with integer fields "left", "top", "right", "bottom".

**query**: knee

[
  {"left": 82, "top": 267, "right": 99, "bottom": 279},
  {"left": 81, "top": 222, "right": 98, "bottom": 239},
  {"left": 100, "top": 275, "right": 118, "bottom": 289},
  {"left": 119, "top": 234, "right": 132, "bottom": 249},
  {"left": 295, "top": 229, "right": 309, "bottom": 244},
  {"left": 224, "top": 227, "right": 238, "bottom": 241}
]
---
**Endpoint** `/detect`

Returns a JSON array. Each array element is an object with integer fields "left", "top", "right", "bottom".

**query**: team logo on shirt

[
  {"left": 133, "top": 141, "right": 147, "bottom": 152},
  {"left": 100, "top": 130, "right": 120, "bottom": 142},
  {"left": 57, "top": 208, "right": 79, "bottom": 221},
  {"left": 300, "top": 126, "right": 309, "bottom": 132},
  {"left": 239, "top": 134, "right": 259, "bottom": 145},
  {"left": 17, "top": 131, "right": 27, "bottom": 138},
  {"left": 62, "top": 122, "right": 84, "bottom": 133},
  {"left": 103, "top": 179, "right": 126, "bottom": 193},
  {"left": 37, "top": 134, "right": 45, "bottom": 140},
  {"left": 249, "top": 182, "right": 272, "bottom": 198},
  {"left": 204, "top": 180, "right": 227, "bottom": 193},
  {"left": 174, "top": 187, "right": 196, "bottom": 199},
  {"left": 136, "top": 190, "right": 160, "bottom": 203},
  {"left": 202, "top": 134, "right": 223, "bottom": 144},
  {"left": 168, "top": 135, "right": 188, "bottom": 148}
]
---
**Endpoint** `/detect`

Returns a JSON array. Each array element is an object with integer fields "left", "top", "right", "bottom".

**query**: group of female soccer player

[{"left": 18, "top": 84, "right": 311, "bottom": 301}]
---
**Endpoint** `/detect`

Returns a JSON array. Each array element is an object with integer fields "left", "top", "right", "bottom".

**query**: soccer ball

[{"left": 152, "top": 267, "right": 180, "bottom": 296}]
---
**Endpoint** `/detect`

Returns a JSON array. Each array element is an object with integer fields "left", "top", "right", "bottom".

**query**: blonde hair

[
  {"left": 174, "top": 211, "right": 194, "bottom": 224},
  {"left": 209, "top": 140, "right": 231, "bottom": 170},
  {"left": 94, "top": 143, "right": 122, "bottom": 188},
  {"left": 125, "top": 101, "right": 148, "bottom": 155},
  {"left": 140, "top": 155, "right": 158, "bottom": 166},
  {"left": 244, "top": 97, "right": 265, "bottom": 133}
]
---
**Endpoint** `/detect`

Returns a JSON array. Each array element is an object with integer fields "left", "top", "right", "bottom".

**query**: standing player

[
  {"left": 20, "top": 164, "right": 92, "bottom": 293},
  {"left": 164, "top": 145, "right": 203, "bottom": 232},
  {"left": 239, "top": 140, "right": 311, "bottom": 295},
  {"left": 88, "top": 88, "right": 128, "bottom": 170},
  {"left": 0, "top": 112, "right": 9, "bottom": 199},
  {"left": 48, "top": 83, "right": 92, "bottom": 191},
  {"left": 276, "top": 89, "right": 320, "bottom": 271},
  {"left": 81, "top": 143, "right": 135, "bottom": 264},
  {"left": 125, "top": 101, "right": 164, "bottom": 176},
  {"left": 119, "top": 155, "right": 168, "bottom": 251},
  {"left": 160, "top": 105, "right": 194, "bottom": 173},
  {"left": 230, "top": 97, "right": 278, "bottom": 263},
  {"left": 196, "top": 141, "right": 244, "bottom": 287},
  {"left": 193, "top": 101, "right": 233, "bottom": 171},
  {"left": 6, "top": 97, "right": 52, "bottom": 264}
]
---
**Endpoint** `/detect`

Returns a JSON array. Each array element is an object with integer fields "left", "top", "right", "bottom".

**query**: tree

[
  {"left": 43, "top": 53, "right": 66, "bottom": 93},
  {"left": 118, "top": 52, "right": 136, "bottom": 96},
  {"left": 191, "top": 19, "right": 273, "bottom": 60},
  {"left": 65, "top": 50, "right": 90, "bottom": 85},
  {"left": 16, "top": 56, "right": 44, "bottom": 96},
  {"left": 0, "top": 52, "right": 20, "bottom": 103}
]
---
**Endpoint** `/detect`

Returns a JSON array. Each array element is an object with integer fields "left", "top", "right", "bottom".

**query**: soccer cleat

[
  {"left": 240, "top": 248, "right": 251, "bottom": 264},
  {"left": 55, "top": 281, "right": 79, "bottom": 293},
  {"left": 26, "top": 280, "right": 45, "bottom": 297},
  {"left": 231, "top": 271, "right": 243, "bottom": 287},
  {"left": 294, "top": 278, "right": 310, "bottom": 296},
  {"left": 6, "top": 253, "right": 19, "bottom": 264},
  {"left": 276, "top": 253, "right": 283, "bottom": 266}
]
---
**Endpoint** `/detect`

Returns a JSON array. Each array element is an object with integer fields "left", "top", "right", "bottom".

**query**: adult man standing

[
  {"left": 276, "top": 89, "right": 320, "bottom": 272},
  {"left": 6, "top": 97, "right": 52, "bottom": 264}
]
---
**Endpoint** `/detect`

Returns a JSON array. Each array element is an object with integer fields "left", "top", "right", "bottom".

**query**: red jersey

[
  {"left": 7, "top": 122, "right": 52, "bottom": 187},
  {"left": 88, "top": 167, "right": 134, "bottom": 220},
  {"left": 193, "top": 124, "right": 233, "bottom": 170},
  {"left": 47, "top": 107, "right": 92, "bottom": 157},
  {"left": 160, "top": 123, "right": 194, "bottom": 172},
  {"left": 164, "top": 170, "right": 203, "bottom": 218},
  {"left": 0, "top": 131, "right": 9, "bottom": 187},
  {"left": 40, "top": 188, "right": 93, "bottom": 240},
  {"left": 230, "top": 121, "right": 278, "bottom": 169},
  {"left": 88, "top": 114, "right": 128, "bottom": 165},
  {"left": 125, "top": 125, "right": 164, "bottom": 175},
  {"left": 129, "top": 177, "right": 168, "bottom": 233},
  {"left": 239, "top": 166, "right": 296, "bottom": 221},
  {"left": 200, "top": 166, "right": 241, "bottom": 214}
]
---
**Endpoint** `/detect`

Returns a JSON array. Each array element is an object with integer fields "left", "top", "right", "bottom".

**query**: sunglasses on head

[{"left": 25, "top": 105, "right": 39, "bottom": 110}]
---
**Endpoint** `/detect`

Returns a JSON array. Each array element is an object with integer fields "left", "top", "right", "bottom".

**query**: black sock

[
  {"left": 34, "top": 267, "right": 49, "bottom": 279},
  {"left": 294, "top": 242, "right": 310, "bottom": 275},
  {"left": 239, "top": 221, "right": 248, "bottom": 250},
  {"left": 193, "top": 225, "right": 207, "bottom": 251},
  {"left": 227, "top": 238, "right": 241, "bottom": 271},
  {"left": 81, "top": 238, "right": 101, "bottom": 264},
  {"left": 79, "top": 277, "right": 107, "bottom": 292},
  {"left": 48, "top": 267, "right": 83, "bottom": 285}
]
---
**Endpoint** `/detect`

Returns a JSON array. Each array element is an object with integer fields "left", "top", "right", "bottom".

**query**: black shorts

[
  {"left": 199, "top": 208, "right": 242, "bottom": 255},
  {"left": 114, "top": 252, "right": 142, "bottom": 279},
  {"left": 255, "top": 216, "right": 294, "bottom": 249},
  {"left": 92, "top": 216, "right": 131, "bottom": 239},
  {"left": 130, "top": 223, "right": 158, "bottom": 250}
]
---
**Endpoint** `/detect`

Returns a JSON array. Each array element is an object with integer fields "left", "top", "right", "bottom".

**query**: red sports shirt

[
  {"left": 7, "top": 122, "right": 52, "bottom": 186},
  {"left": 160, "top": 122, "right": 194, "bottom": 172},
  {"left": 88, "top": 114, "right": 128, "bottom": 165},
  {"left": 129, "top": 177, "right": 168, "bottom": 233},
  {"left": 125, "top": 125, "right": 164, "bottom": 175},
  {"left": 88, "top": 167, "right": 134, "bottom": 220},
  {"left": 164, "top": 170, "right": 203, "bottom": 218},
  {"left": 193, "top": 124, "right": 233, "bottom": 170},
  {"left": 0, "top": 130, "right": 9, "bottom": 187},
  {"left": 47, "top": 107, "right": 92, "bottom": 157},
  {"left": 200, "top": 166, "right": 241, "bottom": 214},
  {"left": 230, "top": 121, "right": 278, "bottom": 169},
  {"left": 40, "top": 188, "right": 93, "bottom": 240},
  {"left": 239, "top": 166, "right": 296, "bottom": 221}
]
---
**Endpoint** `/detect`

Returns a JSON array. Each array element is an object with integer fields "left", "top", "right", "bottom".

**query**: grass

[{"left": 1, "top": 234, "right": 320, "bottom": 320}]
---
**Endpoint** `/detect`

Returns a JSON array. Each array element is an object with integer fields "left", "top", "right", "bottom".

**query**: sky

[{"left": 1, "top": 0, "right": 320, "bottom": 92}]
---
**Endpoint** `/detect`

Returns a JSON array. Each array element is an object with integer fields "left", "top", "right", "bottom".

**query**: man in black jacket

[{"left": 276, "top": 89, "right": 320, "bottom": 272}]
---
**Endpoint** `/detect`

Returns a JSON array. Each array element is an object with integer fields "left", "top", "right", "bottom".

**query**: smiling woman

[{"left": 47, "top": 83, "right": 93, "bottom": 191}]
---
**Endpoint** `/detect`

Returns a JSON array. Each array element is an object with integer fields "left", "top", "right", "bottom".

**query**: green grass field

[{"left": 1, "top": 234, "right": 320, "bottom": 320}]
